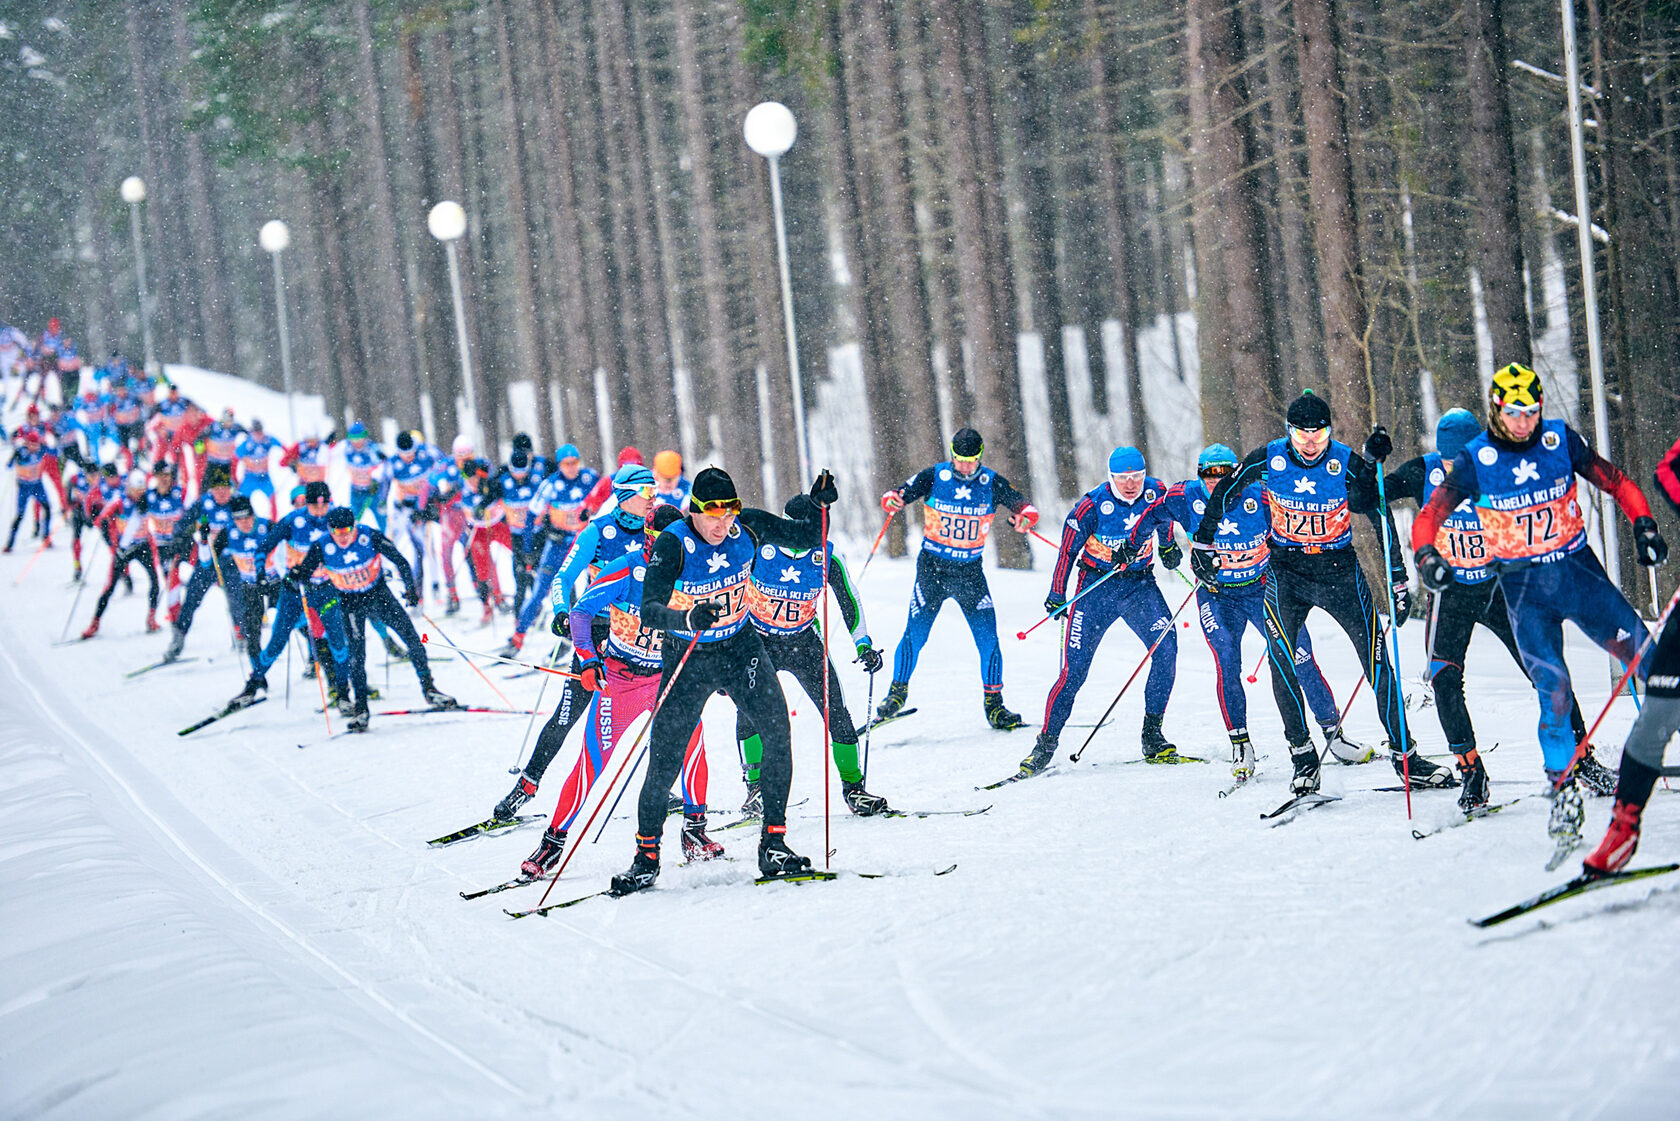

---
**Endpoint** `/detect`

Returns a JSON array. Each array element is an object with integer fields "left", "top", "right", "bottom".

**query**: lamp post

[
  {"left": 120, "top": 176, "right": 157, "bottom": 380},
  {"left": 427, "top": 200, "right": 478, "bottom": 449},
  {"left": 743, "top": 101, "right": 810, "bottom": 486},
  {"left": 258, "top": 220, "right": 299, "bottom": 439}
]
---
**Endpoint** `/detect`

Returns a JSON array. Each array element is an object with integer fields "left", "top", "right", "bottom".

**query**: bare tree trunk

[{"left": 1462, "top": 0, "right": 1531, "bottom": 368}]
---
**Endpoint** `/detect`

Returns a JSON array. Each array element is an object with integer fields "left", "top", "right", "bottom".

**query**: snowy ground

[{"left": 4, "top": 387, "right": 1680, "bottom": 1119}]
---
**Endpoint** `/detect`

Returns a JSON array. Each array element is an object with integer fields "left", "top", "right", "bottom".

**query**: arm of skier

[
  {"left": 639, "top": 530, "right": 689, "bottom": 632},
  {"left": 1381, "top": 455, "right": 1429, "bottom": 506},
  {"left": 372, "top": 530, "right": 417, "bottom": 596},
  {"left": 1657, "top": 435, "right": 1680, "bottom": 518},
  {"left": 549, "top": 522, "right": 603, "bottom": 613},
  {"left": 1570, "top": 428, "right": 1653, "bottom": 523},
  {"left": 1411, "top": 451, "right": 1476, "bottom": 553},
  {"left": 1050, "top": 497, "right": 1096, "bottom": 600},
  {"left": 288, "top": 540, "right": 325, "bottom": 583},
  {"left": 1193, "top": 448, "right": 1267, "bottom": 545},
  {"left": 567, "top": 566, "right": 629, "bottom": 657},
  {"left": 738, "top": 495, "right": 824, "bottom": 552},
  {"left": 990, "top": 473, "right": 1040, "bottom": 531},
  {"left": 1346, "top": 454, "right": 1406, "bottom": 564}
]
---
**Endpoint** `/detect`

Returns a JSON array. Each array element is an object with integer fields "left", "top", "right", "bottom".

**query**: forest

[{"left": 2, "top": 0, "right": 1677, "bottom": 577}]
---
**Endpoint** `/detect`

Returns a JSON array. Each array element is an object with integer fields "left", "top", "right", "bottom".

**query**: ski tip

[{"left": 936, "top": 863, "right": 957, "bottom": 875}]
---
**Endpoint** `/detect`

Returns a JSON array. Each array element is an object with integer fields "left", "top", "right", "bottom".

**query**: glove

[
  {"left": 1390, "top": 578, "right": 1411, "bottom": 626},
  {"left": 282, "top": 567, "right": 304, "bottom": 586},
  {"left": 1159, "top": 540, "right": 1184, "bottom": 570},
  {"left": 197, "top": 523, "right": 211, "bottom": 544},
  {"left": 855, "top": 643, "right": 883, "bottom": 674},
  {"left": 1010, "top": 506, "right": 1039, "bottom": 532},
  {"left": 1044, "top": 593, "right": 1067, "bottom": 618},
  {"left": 1189, "top": 542, "right": 1220, "bottom": 589},
  {"left": 550, "top": 610, "right": 567, "bottom": 638},
  {"left": 810, "top": 470, "right": 838, "bottom": 508},
  {"left": 1633, "top": 516, "right": 1668, "bottom": 566},
  {"left": 686, "top": 600, "right": 722, "bottom": 631},
  {"left": 881, "top": 490, "right": 904, "bottom": 513},
  {"left": 1364, "top": 426, "right": 1393, "bottom": 463},
  {"left": 578, "top": 657, "right": 605, "bottom": 692},
  {"left": 1414, "top": 544, "right": 1453, "bottom": 592},
  {"left": 404, "top": 585, "right": 420, "bottom": 608}
]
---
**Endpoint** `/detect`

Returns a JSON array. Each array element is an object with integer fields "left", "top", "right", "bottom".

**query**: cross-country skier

[
  {"left": 734, "top": 496, "right": 891, "bottom": 816},
  {"left": 5, "top": 430, "right": 53, "bottom": 552},
  {"left": 1194, "top": 391, "right": 1455, "bottom": 793},
  {"left": 160, "top": 465, "right": 241, "bottom": 663},
  {"left": 82, "top": 470, "right": 163, "bottom": 637},
  {"left": 1583, "top": 431, "right": 1680, "bottom": 875},
  {"left": 496, "top": 449, "right": 542, "bottom": 620},
  {"left": 874, "top": 428, "right": 1040, "bottom": 730},
  {"left": 343, "top": 422, "right": 387, "bottom": 528},
  {"left": 210, "top": 495, "right": 273, "bottom": 671},
  {"left": 200, "top": 408, "right": 244, "bottom": 488},
  {"left": 385, "top": 431, "right": 435, "bottom": 597},
  {"left": 652, "top": 449, "right": 691, "bottom": 508},
  {"left": 607, "top": 467, "right": 834, "bottom": 894},
  {"left": 1381, "top": 407, "right": 1613, "bottom": 810},
  {"left": 504, "top": 444, "right": 602, "bottom": 649},
  {"left": 1412, "top": 364, "right": 1665, "bottom": 857},
  {"left": 234, "top": 419, "right": 281, "bottom": 520}
]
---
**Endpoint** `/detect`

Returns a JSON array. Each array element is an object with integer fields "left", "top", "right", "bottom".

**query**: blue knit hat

[
  {"left": 1435, "top": 408, "right": 1481, "bottom": 459},
  {"left": 1108, "top": 446, "right": 1145, "bottom": 474},
  {"left": 612, "top": 464, "right": 655, "bottom": 502},
  {"left": 1197, "top": 444, "right": 1238, "bottom": 472},
  {"left": 557, "top": 443, "right": 580, "bottom": 460}
]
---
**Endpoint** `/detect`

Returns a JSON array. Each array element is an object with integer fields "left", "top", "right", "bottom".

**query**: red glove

[
  {"left": 578, "top": 657, "right": 605, "bottom": 692},
  {"left": 881, "top": 490, "right": 904, "bottom": 513},
  {"left": 1011, "top": 505, "right": 1039, "bottom": 532}
]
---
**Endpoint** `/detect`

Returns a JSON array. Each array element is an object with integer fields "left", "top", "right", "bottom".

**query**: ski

[
  {"left": 460, "top": 874, "right": 550, "bottom": 901},
  {"left": 880, "top": 805, "right": 991, "bottom": 819},
  {"left": 1261, "top": 793, "right": 1340, "bottom": 821},
  {"left": 177, "top": 696, "right": 267, "bottom": 737},
  {"left": 126, "top": 656, "right": 199, "bottom": 679},
  {"left": 505, "top": 890, "right": 609, "bottom": 918},
  {"left": 428, "top": 813, "right": 546, "bottom": 847},
  {"left": 859, "top": 707, "right": 919, "bottom": 733},
  {"left": 858, "top": 863, "right": 958, "bottom": 879},
  {"left": 1410, "top": 800, "right": 1523, "bottom": 840},
  {"left": 981, "top": 766, "right": 1054, "bottom": 791},
  {"left": 1122, "top": 753, "right": 1210, "bottom": 766},
  {"left": 506, "top": 862, "right": 958, "bottom": 917},
  {"left": 756, "top": 870, "right": 839, "bottom": 885},
  {"left": 716, "top": 797, "right": 810, "bottom": 831},
  {"left": 375, "top": 705, "right": 537, "bottom": 716},
  {"left": 1469, "top": 863, "right": 1680, "bottom": 928}
]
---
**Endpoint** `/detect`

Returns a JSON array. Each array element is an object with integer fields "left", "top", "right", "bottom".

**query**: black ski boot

[
  {"left": 1571, "top": 747, "right": 1618, "bottom": 797},
  {"left": 875, "top": 681, "right": 909, "bottom": 722},
  {"left": 421, "top": 678, "right": 458, "bottom": 710},
  {"left": 445, "top": 590, "right": 462, "bottom": 616},
  {"left": 842, "top": 781, "right": 891, "bottom": 816},
  {"left": 758, "top": 826, "right": 812, "bottom": 878},
  {"left": 383, "top": 634, "right": 410, "bottom": 663},
  {"left": 609, "top": 835, "right": 661, "bottom": 896},
  {"left": 1289, "top": 741, "right": 1322, "bottom": 794},
  {"left": 680, "top": 813, "right": 725, "bottom": 861},
  {"left": 162, "top": 626, "right": 186, "bottom": 664},
  {"left": 983, "top": 692, "right": 1025, "bottom": 731},
  {"left": 232, "top": 671, "right": 267, "bottom": 707},
  {"left": 520, "top": 826, "right": 568, "bottom": 879},
  {"left": 1140, "top": 712, "right": 1179, "bottom": 763},
  {"left": 1019, "top": 732, "right": 1058, "bottom": 776},
  {"left": 494, "top": 774, "right": 538, "bottom": 821},
  {"left": 740, "top": 781, "right": 763, "bottom": 817},
  {"left": 332, "top": 687, "right": 356, "bottom": 718},
  {"left": 347, "top": 698, "right": 370, "bottom": 734},
  {"left": 1390, "top": 744, "right": 1457, "bottom": 789},
  {"left": 1456, "top": 750, "right": 1490, "bottom": 812}
]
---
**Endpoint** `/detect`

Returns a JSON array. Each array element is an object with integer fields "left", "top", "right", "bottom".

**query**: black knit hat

[
  {"left": 229, "top": 495, "right": 253, "bottom": 516},
  {"left": 510, "top": 449, "right": 530, "bottom": 470},
  {"left": 688, "top": 466, "right": 738, "bottom": 511},
  {"left": 512, "top": 431, "right": 533, "bottom": 453},
  {"left": 304, "top": 480, "right": 332, "bottom": 504},
  {"left": 951, "top": 427, "right": 984, "bottom": 458},
  {"left": 1285, "top": 391, "right": 1332, "bottom": 430},
  {"left": 325, "top": 506, "right": 355, "bottom": 530},
  {"left": 395, "top": 431, "right": 414, "bottom": 451}
]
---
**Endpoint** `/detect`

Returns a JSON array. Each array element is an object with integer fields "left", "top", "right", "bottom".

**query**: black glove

[
  {"left": 1044, "top": 592, "right": 1068, "bottom": 618},
  {"left": 1159, "top": 540, "right": 1184, "bottom": 570},
  {"left": 686, "top": 600, "right": 722, "bottom": 631},
  {"left": 197, "top": 523, "right": 211, "bottom": 544},
  {"left": 404, "top": 585, "right": 420, "bottom": 607},
  {"left": 855, "top": 642, "right": 883, "bottom": 674},
  {"left": 1189, "top": 542, "right": 1220, "bottom": 589},
  {"left": 1364, "top": 426, "right": 1393, "bottom": 463},
  {"left": 550, "top": 609, "right": 567, "bottom": 638},
  {"left": 1414, "top": 545, "right": 1453, "bottom": 592},
  {"left": 1633, "top": 516, "right": 1668, "bottom": 566},
  {"left": 283, "top": 567, "right": 305, "bottom": 586},
  {"left": 810, "top": 469, "right": 838, "bottom": 508},
  {"left": 1390, "top": 576, "right": 1411, "bottom": 626}
]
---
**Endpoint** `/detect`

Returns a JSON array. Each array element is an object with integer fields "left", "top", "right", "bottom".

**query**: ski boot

[
  {"left": 1455, "top": 749, "right": 1490, "bottom": 812},
  {"left": 1546, "top": 774, "right": 1585, "bottom": 863},
  {"left": 334, "top": 688, "right": 356, "bottom": 719},
  {"left": 757, "top": 826, "right": 812, "bottom": 878},
  {"left": 609, "top": 835, "right": 662, "bottom": 896},
  {"left": 1229, "top": 733, "right": 1256, "bottom": 781},
  {"left": 347, "top": 699, "right": 370, "bottom": 734},
  {"left": 1140, "top": 712, "right": 1179, "bottom": 763},
  {"left": 842, "top": 781, "right": 891, "bottom": 816},
  {"left": 1018, "top": 732, "right": 1058, "bottom": 777},
  {"left": 497, "top": 632, "right": 524, "bottom": 660},
  {"left": 72, "top": 561, "right": 82, "bottom": 582},
  {"left": 680, "top": 813, "right": 725, "bottom": 862},
  {"left": 1390, "top": 745, "right": 1457, "bottom": 789},
  {"left": 420, "top": 679, "right": 458, "bottom": 710},
  {"left": 1323, "top": 724, "right": 1374, "bottom": 764},
  {"left": 740, "top": 781, "right": 763, "bottom": 817},
  {"left": 1583, "top": 799, "right": 1643, "bottom": 877},
  {"left": 445, "top": 590, "right": 461, "bottom": 616},
  {"left": 495, "top": 774, "right": 538, "bottom": 822},
  {"left": 520, "top": 826, "right": 568, "bottom": 880},
  {"left": 1289, "top": 741, "right": 1322, "bottom": 795},
  {"left": 875, "top": 681, "right": 909, "bottom": 722},
  {"left": 1571, "top": 747, "right": 1618, "bottom": 797},
  {"left": 233, "top": 671, "right": 267, "bottom": 704},
  {"left": 480, "top": 599, "right": 493, "bottom": 625},
  {"left": 383, "top": 634, "right": 410, "bottom": 663},
  {"left": 145, "top": 609, "right": 161, "bottom": 633},
  {"left": 983, "top": 692, "right": 1025, "bottom": 731},
  {"left": 80, "top": 617, "right": 100, "bottom": 640}
]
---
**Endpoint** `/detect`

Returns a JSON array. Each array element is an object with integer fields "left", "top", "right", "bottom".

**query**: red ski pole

[
  {"left": 858, "top": 508, "right": 896, "bottom": 577},
  {"left": 420, "top": 633, "right": 582, "bottom": 680},
  {"left": 820, "top": 501, "right": 832, "bottom": 869},
  {"left": 421, "top": 614, "right": 518, "bottom": 709}
]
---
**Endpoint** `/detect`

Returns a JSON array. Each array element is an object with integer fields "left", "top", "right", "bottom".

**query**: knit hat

[{"left": 1286, "top": 391, "right": 1332, "bottom": 429}]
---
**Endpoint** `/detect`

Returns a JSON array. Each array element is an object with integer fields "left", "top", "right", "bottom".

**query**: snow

[{"left": 5, "top": 378, "right": 1680, "bottom": 1118}]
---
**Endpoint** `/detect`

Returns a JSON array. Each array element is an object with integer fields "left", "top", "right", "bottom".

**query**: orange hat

[{"left": 654, "top": 450, "right": 682, "bottom": 477}]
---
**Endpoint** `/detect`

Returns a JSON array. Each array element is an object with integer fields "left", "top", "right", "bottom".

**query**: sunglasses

[
  {"left": 1499, "top": 402, "right": 1541, "bottom": 419},
  {"left": 691, "top": 497, "right": 743, "bottom": 516},
  {"left": 307, "top": 498, "right": 329, "bottom": 506},
  {"left": 1288, "top": 425, "right": 1328, "bottom": 438},
  {"left": 952, "top": 455, "right": 981, "bottom": 466},
  {"left": 1198, "top": 464, "right": 1235, "bottom": 479}
]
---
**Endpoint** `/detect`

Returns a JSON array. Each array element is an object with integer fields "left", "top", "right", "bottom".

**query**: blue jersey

[
  {"left": 428, "top": 459, "right": 465, "bottom": 510},
  {"left": 203, "top": 422, "right": 243, "bottom": 464},
  {"left": 572, "top": 557, "right": 663, "bottom": 671},
  {"left": 316, "top": 527, "right": 386, "bottom": 593},
  {"left": 551, "top": 509, "right": 646, "bottom": 613},
  {"left": 219, "top": 519, "right": 275, "bottom": 584},
  {"left": 746, "top": 541, "right": 832, "bottom": 636},
  {"left": 1419, "top": 452, "right": 1493, "bottom": 584},
  {"left": 1134, "top": 479, "right": 1270, "bottom": 586},
  {"left": 344, "top": 444, "right": 385, "bottom": 490},
  {"left": 262, "top": 508, "right": 331, "bottom": 582},
  {"left": 532, "top": 468, "right": 600, "bottom": 536},
  {"left": 144, "top": 487, "right": 187, "bottom": 542},
  {"left": 1262, "top": 437, "right": 1355, "bottom": 552},
  {"left": 498, "top": 469, "right": 541, "bottom": 534},
  {"left": 389, "top": 449, "right": 434, "bottom": 506},
  {"left": 1051, "top": 478, "right": 1168, "bottom": 595},
  {"left": 75, "top": 394, "right": 109, "bottom": 429},
  {"left": 236, "top": 434, "right": 279, "bottom": 477},
  {"left": 663, "top": 520, "right": 757, "bottom": 644},
  {"left": 914, "top": 462, "right": 1001, "bottom": 562},
  {"left": 1454, "top": 419, "right": 1588, "bottom": 567}
]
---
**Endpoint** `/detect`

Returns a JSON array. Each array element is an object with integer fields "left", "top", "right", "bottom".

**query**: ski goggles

[
  {"left": 1197, "top": 463, "right": 1235, "bottom": 480},
  {"left": 690, "top": 496, "right": 742, "bottom": 516},
  {"left": 616, "top": 483, "right": 656, "bottom": 502},
  {"left": 1498, "top": 401, "right": 1542, "bottom": 419},
  {"left": 952, "top": 454, "right": 981, "bottom": 469}
]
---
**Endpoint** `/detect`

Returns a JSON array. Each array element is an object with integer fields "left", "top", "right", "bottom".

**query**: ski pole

[
  {"left": 312, "top": 656, "right": 334, "bottom": 736},
  {"left": 591, "top": 740, "right": 650, "bottom": 844},
  {"left": 861, "top": 666, "right": 876, "bottom": 787},
  {"left": 1373, "top": 461, "right": 1413, "bottom": 820},
  {"left": 508, "top": 639, "right": 567, "bottom": 775},
  {"left": 419, "top": 632, "right": 582, "bottom": 680},
  {"left": 1016, "top": 563, "right": 1125, "bottom": 640},
  {"left": 59, "top": 534, "right": 103, "bottom": 641},
  {"left": 1027, "top": 526, "right": 1060, "bottom": 550},
  {"left": 534, "top": 629, "right": 705, "bottom": 909},
  {"left": 820, "top": 499, "right": 832, "bottom": 868},
  {"left": 1553, "top": 580, "right": 1680, "bottom": 792},
  {"left": 11, "top": 534, "right": 50, "bottom": 586},
  {"left": 858, "top": 508, "right": 896, "bottom": 577},
  {"left": 1244, "top": 647, "right": 1267, "bottom": 684},
  {"left": 1069, "top": 583, "right": 1199, "bottom": 762},
  {"left": 420, "top": 615, "right": 519, "bottom": 709}
]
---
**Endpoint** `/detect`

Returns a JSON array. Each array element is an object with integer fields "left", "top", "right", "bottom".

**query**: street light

[
  {"left": 120, "top": 176, "right": 157, "bottom": 380},
  {"left": 259, "top": 220, "right": 299, "bottom": 439},
  {"left": 428, "top": 200, "right": 478, "bottom": 450},
  {"left": 743, "top": 101, "right": 811, "bottom": 486}
]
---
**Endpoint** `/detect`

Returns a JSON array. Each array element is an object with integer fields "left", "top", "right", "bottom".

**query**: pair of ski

[
  {"left": 501, "top": 862, "right": 960, "bottom": 919},
  {"left": 1260, "top": 792, "right": 1340, "bottom": 825},
  {"left": 982, "top": 752, "right": 1208, "bottom": 791},
  {"left": 178, "top": 695, "right": 266, "bottom": 736},
  {"left": 126, "top": 656, "right": 200, "bottom": 679}
]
